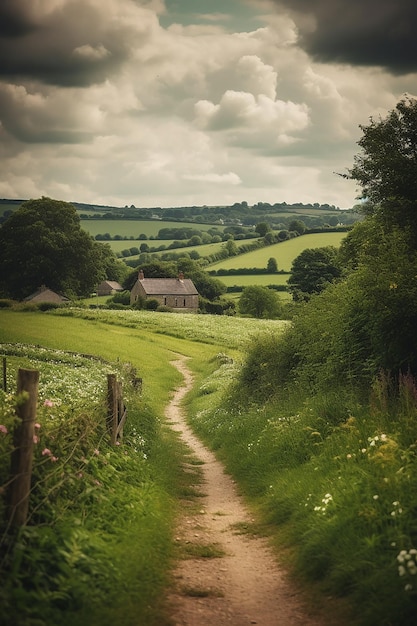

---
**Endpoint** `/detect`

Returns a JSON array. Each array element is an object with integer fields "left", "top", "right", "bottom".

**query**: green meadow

[
  {"left": 80, "top": 219, "right": 225, "bottom": 239},
  {"left": 114, "top": 239, "right": 228, "bottom": 257},
  {"left": 91, "top": 229, "right": 346, "bottom": 278},
  {"left": 215, "top": 273, "right": 290, "bottom": 288},
  {"left": 208, "top": 231, "right": 348, "bottom": 272}
]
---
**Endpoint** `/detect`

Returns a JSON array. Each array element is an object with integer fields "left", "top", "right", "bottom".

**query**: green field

[
  {"left": 80, "top": 219, "right": 225, "bottom": 239},
  {"left": 109, "top": 238, "right": 227, "bottom": 256},
  {"left": 216, "top": 275, "right": 290, "bottom": 305},
  {"left": 97, "top": 232, "right": 347, "bottom": 269},
  {"left": 219, "top": 273, "right": 292, "bottom": 303},
  {"left": 103, "top": 239, "right": 177, "bottom": 253},
  {"left": 217, "top": 273, "right": 290, "bottom": 293},
  {"left": 208, "top": 231, "right": 348, "bottom": 272}
]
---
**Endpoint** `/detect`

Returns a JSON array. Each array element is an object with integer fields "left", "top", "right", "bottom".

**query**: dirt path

[{"left": 164, "top": 356, "right": 337, "bottom": 626}]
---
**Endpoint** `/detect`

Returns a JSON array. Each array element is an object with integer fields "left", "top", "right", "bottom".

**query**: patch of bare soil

[{"left": 164, "top": 357, "right": 345, "bottom": 626}]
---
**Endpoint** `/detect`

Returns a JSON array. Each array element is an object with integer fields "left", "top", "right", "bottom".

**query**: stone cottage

[{"left": 130, "top": 270, "right": 199, "bottom": 312}]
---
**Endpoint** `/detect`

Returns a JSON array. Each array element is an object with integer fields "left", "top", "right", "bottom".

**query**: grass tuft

[{"left": 181, "top": 542, "right": 226, "bottom": 559}]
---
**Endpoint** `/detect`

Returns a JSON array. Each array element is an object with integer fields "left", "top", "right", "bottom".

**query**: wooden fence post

[
  {"left": 117, "top": 380, "right": 124, "bottom": 442},
  {"left": 107, "top": 374, "right": 118, "bottom": 445},
  {"left": 8, "top": 368, "right": 39, "bottom": 527},
  {"left": 2, "top": 357, "right": 6, "bottom": 392}
]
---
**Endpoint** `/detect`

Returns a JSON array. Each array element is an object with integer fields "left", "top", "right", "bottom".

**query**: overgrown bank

[{"left": 0, "top": 335, "right": 201, "bottom": 626}]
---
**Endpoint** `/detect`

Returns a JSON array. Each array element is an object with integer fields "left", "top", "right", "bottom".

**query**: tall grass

[
  {"left": 0, "top": 343, "right": 186, "bottom": 625},
  {"left": 186, "top": 342, "right": 417, "bottom": 625}
]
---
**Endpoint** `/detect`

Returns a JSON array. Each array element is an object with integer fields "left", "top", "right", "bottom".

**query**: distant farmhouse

[
  {"left": 96, "top": 280, "right": 124, "bottom": 296},
  {"left": 24, "top": 285, "right": 69, "bottom": 304},
  {"left": 130, "top": 270, "right": 199, "bottom": 312}
]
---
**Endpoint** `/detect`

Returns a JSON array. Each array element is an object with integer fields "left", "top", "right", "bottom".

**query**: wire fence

[{"left": 3, "top": 364, "right": 132, "bottom": 529}]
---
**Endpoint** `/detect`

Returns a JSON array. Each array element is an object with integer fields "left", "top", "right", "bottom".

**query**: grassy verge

[{"left": 185, "top": 352, "right": 417, "bottom": 626}]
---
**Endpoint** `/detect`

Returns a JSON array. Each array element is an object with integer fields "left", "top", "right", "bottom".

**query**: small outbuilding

[
  {"left": 24, "top": 285, "right": 69, "bottom": 304},
  {"left": 130, "top": 270, "right": 199, "bottom": 312},
  {"left": 97, "top": 280, "right": 124, "bottom": 296}
]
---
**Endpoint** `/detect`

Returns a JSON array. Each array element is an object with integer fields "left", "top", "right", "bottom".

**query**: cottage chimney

[
  {"left": 139, "top": 269, "right": 144, "bottom": 280},
  {"left": 178, "top": 271, "right": 184, "bottom": 281}
]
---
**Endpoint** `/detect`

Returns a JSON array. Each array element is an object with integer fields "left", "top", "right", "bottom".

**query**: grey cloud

[
  {"left": 0, "top": 0, "right": 38, "bottom": 37},
  {"left": 0, "top": 97, "right": 94, "bottom": 144},
  {"left": 0, "top": 1, "right": 148, "bottom": 86},
  {"left": 269, "top": 0, "right": 417, "bottom": 74}
]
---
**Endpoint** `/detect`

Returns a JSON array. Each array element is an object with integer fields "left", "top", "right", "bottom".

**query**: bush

[
  {"left": 239, "top": 285, "right": 283, "bottom": 319},
  {"left": 235, "top": 327, "right": 296, "bottom": 404},
  {"left": 144, "top": 299, "right": 159, "bottom": 311},
  {"left": 0, "top": 299, "right": 14, "bottom": 309},
  {"left": 37, "top": 302, "right": 62, "bottom": 311},
  {"left": 108, "top": 290, "right": 131, "bottom": 306}
]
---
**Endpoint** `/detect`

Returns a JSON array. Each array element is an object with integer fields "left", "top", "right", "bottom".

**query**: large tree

[
  {"left": 177, "top": 257, "right": 226, "bottom": 301},
  {"left": 0, "top": 197, "right": 118, "bottom": 299},
  {"left": 239, "top": 285, "right": 282, "bottom": 319},
  {"left": 348, "top": 97, "right": 417, "bottom": 241},
  {"left": 288, "top": 246, "right": 341, "bottom": 301}
]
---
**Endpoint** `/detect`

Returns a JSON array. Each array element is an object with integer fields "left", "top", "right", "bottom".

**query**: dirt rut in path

[{"left": 164, "top": 357, "right": 337, "bottom": 626}]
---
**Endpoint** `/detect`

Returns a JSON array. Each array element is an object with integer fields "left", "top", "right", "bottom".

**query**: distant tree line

[{"left": 77, "top": 199, "right": 350, "bottom": 223}]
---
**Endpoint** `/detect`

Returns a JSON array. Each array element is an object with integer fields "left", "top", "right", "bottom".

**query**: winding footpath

[{"left": 164, "top": 356, "right": 342, "bottom": 626}]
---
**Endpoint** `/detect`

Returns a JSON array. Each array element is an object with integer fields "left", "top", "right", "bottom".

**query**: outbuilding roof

[
  {"left": 24, "top": 285, "right": 68, "bottom": 303},
  {"left": 139, "top": 277, "right": 198, "bottom": 296},
  {"left": 98, "top": 280, "right": 123, "bottom": 290}
]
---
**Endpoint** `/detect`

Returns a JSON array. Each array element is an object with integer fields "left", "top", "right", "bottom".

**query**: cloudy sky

[{"left": 0, "top": 0, "right": 416, "bottom": 209}]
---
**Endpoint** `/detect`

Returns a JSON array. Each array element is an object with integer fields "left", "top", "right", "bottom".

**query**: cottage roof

[
  {"left": 24, "top": 285, "right": 68, "bottom": 303},
  {"left": 139, "top": 277, "right": 198, "bottom": 296},
  {"left": 98, "top": 280, "right": 123, "bottom": 290}
]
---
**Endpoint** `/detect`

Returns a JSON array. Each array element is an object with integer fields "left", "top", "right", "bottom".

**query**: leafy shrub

[
  {"left": 234, "top": 328, "right": 297, "bottom": 404},
  {"left": 37, "top": 302, "right": 61, "bottom": 311},
  {"left": 108, "top": 290, "right": 131, "bottom": 306},
  {"left": 145, "top": 298, "right": 159, "bottom": 311},
  {"left": 239, "top": 285, "right": 283, "bottom": 319}
]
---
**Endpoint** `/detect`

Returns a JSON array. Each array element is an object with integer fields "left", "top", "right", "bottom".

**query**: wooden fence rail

[{"left": 4, "top": 365, "right": 128, "bottom": 527}]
